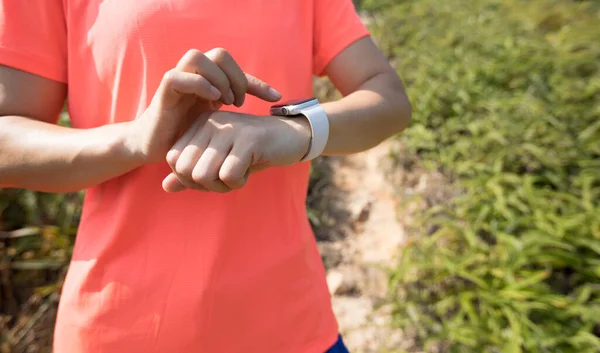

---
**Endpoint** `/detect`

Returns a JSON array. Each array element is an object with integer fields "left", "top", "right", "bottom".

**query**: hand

[
  {"left": 126, "top": 48, "right": 282, "bottom": 164},
  {"left": 161, "top": 111, "right": 311, "bottom": 193}
]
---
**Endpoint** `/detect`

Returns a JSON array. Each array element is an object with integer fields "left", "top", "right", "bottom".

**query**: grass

[
  {"left": 368, "top": 0, "right": 600, "bottom": 351},
  {"left": 2, "top": 0, "right": 599, "bottom": 352}
]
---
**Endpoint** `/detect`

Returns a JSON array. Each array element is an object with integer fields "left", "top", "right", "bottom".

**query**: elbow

[
  {"left": 378, "top": 69, "right": 412, "bottom": 135},
  {"left": 389, "top": 89, "right": 412, "bottom": 134},
  {"left": 400, "top": 92, "right": 413, "bottom": 129}
]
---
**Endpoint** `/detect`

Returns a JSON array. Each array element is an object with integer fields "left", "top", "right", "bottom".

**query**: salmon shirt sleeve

[
  {"left": 312, "top": 0, "right": 371, "bottom": 76},
  {"left": 0, "top": 0, "right": 68, "bottom": 83}
]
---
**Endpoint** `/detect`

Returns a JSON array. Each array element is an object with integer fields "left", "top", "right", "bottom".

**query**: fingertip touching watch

[{"left": 270, "top": 98, "right": 329, "bottom": 162}]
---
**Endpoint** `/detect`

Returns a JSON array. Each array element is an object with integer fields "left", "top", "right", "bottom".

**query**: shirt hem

[
  {"left": 0, "top": 45, "right": 67, "bottom": 83},
  {"left": 297, "top": 327, "right": 341, "bottom": 353},
  {"left": 313, "top": 30, "right": 371, "bottom": 77}
]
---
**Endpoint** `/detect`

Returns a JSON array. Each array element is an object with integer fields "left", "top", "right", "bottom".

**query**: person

[{"left": 0, "top": 0, "right": 411, "bottom": 352}]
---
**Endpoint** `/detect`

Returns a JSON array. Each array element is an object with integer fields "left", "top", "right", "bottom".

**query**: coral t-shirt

[{"left": 0, "top": 0, "right": 369, "bottom": 352}]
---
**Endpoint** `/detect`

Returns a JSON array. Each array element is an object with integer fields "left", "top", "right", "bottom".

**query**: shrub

[
  {"left": 0, "top": 189, "right": 81, "bottom": 351},
  {"left": 375, "top": 0, "right": 600, "bottom": 351}
]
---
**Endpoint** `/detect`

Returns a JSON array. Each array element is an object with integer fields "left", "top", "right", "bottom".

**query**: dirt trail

[{"left": 315, "top": 140, "right": 410, "bottom": 353}]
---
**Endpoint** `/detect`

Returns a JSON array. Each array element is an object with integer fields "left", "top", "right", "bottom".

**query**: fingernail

[
  {"left": 226, "top": 89, "right": 235, "bottom": 105},
  {"left": 269, "top": 87, "right": 282, "bottom": 99},
  {"left": 210, "top": 86, "right": 221, "bottom": 99}
]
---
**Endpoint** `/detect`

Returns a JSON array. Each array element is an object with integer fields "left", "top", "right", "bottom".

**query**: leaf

[
  {"left": 35, "top": 284, "right": 61, "bottom": 297},
  {"left": 502, "top": 308, "right": 523, "bottom": 353},
  {"left": 459, "top": 293, "right": 479, "bottom": 324},
  {"left": 0, "top": 227, "right": 40, "bottom": 239},
  {"left": 9, "top": 260, "right": 63, "bottom": 270},
  {"left": 571, "top": 237, "right": 600, "bottom": 256},
  {"left": 498, "top": 289, "right": 537, "bottom": 301},
  {"left": 505, "top": 270, "right": 551, "bottom": 290},
  {"left": 456, "top": 270, "right": 489, "bottom": 289},
  {"left": 573, "top": 285, "right": 594, "bottom": 305},
  {"left": 568, "top": 331, "right": 600, "bottom": 349},
  {"left": 578, "top": 119, "right": 600, "bottom": 142}
]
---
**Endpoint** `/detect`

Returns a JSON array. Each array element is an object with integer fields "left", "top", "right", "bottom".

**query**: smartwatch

[{"left": 270, "top": 98, "right": 329, "bottom": 162}]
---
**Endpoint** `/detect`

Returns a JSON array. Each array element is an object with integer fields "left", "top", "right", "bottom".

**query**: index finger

[
  {"left": 206, "top": 48, "right": 282, "bottom": 106},
  {"left": 245, "top": 73, "right": 282, "bottom": 103}
]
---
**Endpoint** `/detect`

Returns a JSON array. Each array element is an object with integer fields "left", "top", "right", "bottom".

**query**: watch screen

[{"left": 271, "top": 98, "right": 316, "bottom": 108}]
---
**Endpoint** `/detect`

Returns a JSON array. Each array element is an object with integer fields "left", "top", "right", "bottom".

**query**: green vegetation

[
  {"left": 0, "top": 191, "right": 80, "bottom": 350},
  {"left": 2, "top": 0, "right": 599, "bottom": 352},
  {"left": 370, "top": 0, "right": 600, "bottom": 351}
]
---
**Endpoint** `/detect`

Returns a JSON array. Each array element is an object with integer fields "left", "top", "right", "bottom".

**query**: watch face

[{"left": 271, "top": 97, "right": 316, "bottom": 108}]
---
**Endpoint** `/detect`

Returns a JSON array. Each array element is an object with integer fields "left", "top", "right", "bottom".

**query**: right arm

[
  {"left": 0, "top": 66, "right": 141, "bottom": 193},
  {"left": 0, "top": 2, "right": 283, "bottom": 193},
  {"left": 0, "top": 49, "right": 281, "bottom": 193}
]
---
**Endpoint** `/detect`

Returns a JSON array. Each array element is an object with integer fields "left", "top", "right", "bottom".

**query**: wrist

[
  {"left": 268, "top": 98, "right": 329, "bottom": 162},
  {"left": 114, "top": 121, "right": 149, "bottom": 168},
  {"left": 276, "top": 116, "right": 311, "bottom": 162}
]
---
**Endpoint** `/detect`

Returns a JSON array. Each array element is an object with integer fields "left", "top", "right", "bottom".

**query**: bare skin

[{"left": 0, "top": 37, "right": 411, "bottom": 193}]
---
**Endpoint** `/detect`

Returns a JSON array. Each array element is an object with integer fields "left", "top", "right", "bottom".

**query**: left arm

[
  {"left": 317, "top": 36, "right": 412, "bottom": 155},
  {"left": 162, "top": 38, "right": 412, "bottom": 193}
]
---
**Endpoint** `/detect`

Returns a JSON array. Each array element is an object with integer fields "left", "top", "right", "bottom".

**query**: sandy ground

[{"left": 314, "top": 140, "right": 413, "bottom": 353}]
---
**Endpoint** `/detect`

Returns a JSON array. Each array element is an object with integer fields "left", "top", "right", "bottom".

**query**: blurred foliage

[
  {"left": 0, "top": 190, "right": 82, "bottom": 350},
  {"left": 2, "top": 1, "right": 600, "bottom": 352},
  {"left": 371, "top": 0, "right": 600, "bottom": 352}
]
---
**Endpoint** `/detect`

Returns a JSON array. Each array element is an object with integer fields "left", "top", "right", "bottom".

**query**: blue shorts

[{"left": 325, "top": 335, "right": 349, "bottom": 353}]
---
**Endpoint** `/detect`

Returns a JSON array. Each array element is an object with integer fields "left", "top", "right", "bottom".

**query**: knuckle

[
  {"left": 174, "top": 160, "right": 194, "bottom": 178},
  {"left": 211, "top": 111, "right": 234, "bottom": 126},
  {"left": 191, "top": 168, "right": 213, "bottom": 185},
  {"left": 219, "top": 123, "right": 235, "bottom": 135},
  {"left": 246, "top": 140, "right": 261, "bottom": 156},
  {"left": 209, "top": 47, "right": 230, "bottom": 62},
  {"left": 214, "top": 47, "right": 229, "bottom": 57},
  {"left": 162, "top": 70, "right": 177, "bottom": 86},
  {"left": 166, "top": 150, "right": 179, "bottom": 167},
  {"left": 219, "top": 171, "right": 243, "bottom": 189},
  {"left": 185, "top": 48, "right": 204, "bottom": 60}
]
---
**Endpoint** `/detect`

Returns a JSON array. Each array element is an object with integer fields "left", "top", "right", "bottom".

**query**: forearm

[
  {"left": 0, "top": 116, "right": 143, "bottom": 193},
  {"left": 321, "top": 71, "right": 412, "bottom": 155}
]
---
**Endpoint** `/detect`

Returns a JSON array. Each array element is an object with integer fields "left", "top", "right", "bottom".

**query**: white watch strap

[{"left": 298, "top": 104, "right": 329, "bottom": 162}]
